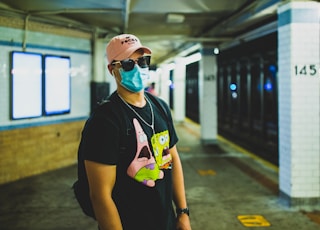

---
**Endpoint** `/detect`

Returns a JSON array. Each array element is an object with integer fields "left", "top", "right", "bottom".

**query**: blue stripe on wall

[
  {"left": 201, "top": 48, "right": 214, "bottom": 56},
  {"left": 279, "top": 8, "right": 319, "bottom": 27},
  {"left": 0, "top": 40, "right": 91, "bottom": 54}
]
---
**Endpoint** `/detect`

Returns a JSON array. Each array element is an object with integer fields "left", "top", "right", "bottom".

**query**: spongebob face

[
  {"left": 127, "top": 118, "right": 164, "bottom": 187},
  {"left": 151, "top": 130, "right": 172, "bottom": 169}
]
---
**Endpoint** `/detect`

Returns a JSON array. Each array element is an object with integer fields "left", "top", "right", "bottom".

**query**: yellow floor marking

[
  {"left": 197, "top": 169, "right": 216, "bottom": 176},
  {"left": 237, "top": 215, "right": 271, "bottom": 227}
]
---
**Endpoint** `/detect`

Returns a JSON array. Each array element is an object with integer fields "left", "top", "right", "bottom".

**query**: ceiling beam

[
  {"left": 123, "top": 0, "right": 131, "bottom": 33},
  {"left": 29, "top": 8, "right": 119, "bottom": 15}
]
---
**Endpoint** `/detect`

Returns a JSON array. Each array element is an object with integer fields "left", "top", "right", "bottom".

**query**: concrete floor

[{"left": 0, "top": 121, "right": 319, "bottom": 230}]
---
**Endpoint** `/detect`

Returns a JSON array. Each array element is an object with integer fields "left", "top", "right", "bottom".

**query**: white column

[
  {"left": 93, "top": 39, "right": 107, "bottom": 82},
  {"left": 158, "top": 65, "right": 170, "bottom": 103},
  {"left": 278, "top": 1, "right": 320, "bottom": 208},
  {"left": 199, "top": 46, "right": 218, "bottom": 144},
  {"left": 173, "top": 58, "right": 186, "bottom": 122}
]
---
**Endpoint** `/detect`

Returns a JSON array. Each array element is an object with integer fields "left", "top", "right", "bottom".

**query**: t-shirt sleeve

[{"left": 79, "top": 110, "right": 120, "bottom": 165}]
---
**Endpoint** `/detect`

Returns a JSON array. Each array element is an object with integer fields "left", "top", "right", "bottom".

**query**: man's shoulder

[
  {"left": 145, "top": 92, "right": 170, "bottom": 115},
  {"left": 91, "top": 103, "right": 122, "bottom": 123},
  {"left": 93, "top": 91, "right": 121, "bottom": 114},
  {"left": 145, "top": 92, "right": 167, "bottom": 106}
]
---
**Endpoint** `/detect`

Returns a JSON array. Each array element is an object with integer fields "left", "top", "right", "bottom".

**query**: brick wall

[{"left": 0, "top": 120, "right": 85, "bottom": 184}]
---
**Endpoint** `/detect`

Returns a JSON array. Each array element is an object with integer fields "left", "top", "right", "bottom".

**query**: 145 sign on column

[{"left": 294, "top": 64, "right": 319, "bottom": 77}]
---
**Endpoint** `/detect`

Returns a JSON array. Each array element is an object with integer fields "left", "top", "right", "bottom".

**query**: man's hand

[{"left": 176, "top": 214, "right": 192, "bottom": 230}]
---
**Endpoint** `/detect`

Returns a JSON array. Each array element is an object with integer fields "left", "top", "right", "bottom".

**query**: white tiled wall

[
  {"left": 0, "top": 26, "right": 92, "bottom": 128},
  {"left": 278, "top": 1, "right": 320, "bottom": 199}
]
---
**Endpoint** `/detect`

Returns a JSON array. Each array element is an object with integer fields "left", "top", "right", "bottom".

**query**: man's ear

[{"left": 107, "top": 64, "right": 114, "bottom": 76}]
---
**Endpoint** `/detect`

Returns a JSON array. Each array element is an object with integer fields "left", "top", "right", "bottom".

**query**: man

[{"left": 78, "top": 34, "right": 191, "bottom": 230}]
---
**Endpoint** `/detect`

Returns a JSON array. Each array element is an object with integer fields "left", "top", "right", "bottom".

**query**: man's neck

[{"left": 117, "top": 88, "right": 146, "bottom": 107}]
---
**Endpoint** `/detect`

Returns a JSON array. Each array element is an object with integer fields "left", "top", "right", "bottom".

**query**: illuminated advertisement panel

[
  {"left": 10, "top": 51, "right": 42, "bottom": 120},
  {"left": 43, "top": 55, "right": 71, "bottom": 115}
]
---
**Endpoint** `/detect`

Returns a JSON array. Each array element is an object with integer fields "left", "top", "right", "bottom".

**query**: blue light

[
  {"left": 269, "top": 65, "right": 276, "bottom": 73},
  {"left": 264, "top": 79, "right": 273, "bottom": 91},
  {"left": 230, "top": 83, "right": 237, "bottom": 91}
]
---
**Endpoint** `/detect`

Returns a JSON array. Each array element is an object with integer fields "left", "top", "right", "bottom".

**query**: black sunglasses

[{"left": 112, "top": 55, "right": 151, "bottom": 72}]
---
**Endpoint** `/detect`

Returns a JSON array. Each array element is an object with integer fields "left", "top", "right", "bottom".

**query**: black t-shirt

[{"left": 77, "top": 92, "right": 179, "bottom": 230}]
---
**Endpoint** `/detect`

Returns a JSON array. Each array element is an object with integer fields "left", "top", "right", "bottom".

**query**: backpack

[{"left": 72, "top": 91, "right": 169, "bottom": 219}]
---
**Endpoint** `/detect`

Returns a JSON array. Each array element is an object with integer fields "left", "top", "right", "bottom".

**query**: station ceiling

[{"left": 0, "top": 0, "right": 284, "bottom": 65}]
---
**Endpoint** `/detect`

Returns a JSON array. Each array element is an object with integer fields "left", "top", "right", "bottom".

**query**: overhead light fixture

[{"left": 166, "top": 13, "right": 185, "bottom": 23}]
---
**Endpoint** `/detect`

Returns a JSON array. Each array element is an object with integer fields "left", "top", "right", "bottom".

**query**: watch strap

[{"left": 176, "top": 207, "right": 190, "bottom": 216}]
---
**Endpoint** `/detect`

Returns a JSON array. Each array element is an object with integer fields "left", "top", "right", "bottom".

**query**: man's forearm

[
  {"left": 171, "top": 146, "right": 188, "bottom": 209},
  {"left": 91, "top": 195, "right": 123, "bottom": 230}
]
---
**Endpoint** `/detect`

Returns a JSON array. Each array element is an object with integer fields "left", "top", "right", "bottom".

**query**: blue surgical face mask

[{"left": 119, "top": 65, "right": 150, "bottom": 92}]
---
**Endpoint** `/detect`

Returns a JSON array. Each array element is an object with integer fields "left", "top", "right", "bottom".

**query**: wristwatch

[{"left": 176, "top": 207, "right": 190, "bottom": 216}]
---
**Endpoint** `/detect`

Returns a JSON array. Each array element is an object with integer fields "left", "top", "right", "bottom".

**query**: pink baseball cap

[{"left": 106, "top": 34, "right": 152, "bottom": 64}]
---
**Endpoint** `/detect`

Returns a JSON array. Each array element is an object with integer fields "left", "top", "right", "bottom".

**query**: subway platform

[{"left": 0, "top": 120, "right": 319, "bottom": 230}]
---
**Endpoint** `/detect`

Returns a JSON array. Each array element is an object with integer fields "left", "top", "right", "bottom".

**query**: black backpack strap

[{"left": 108, "top": 91, "right": 132, "bottom": 133}]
